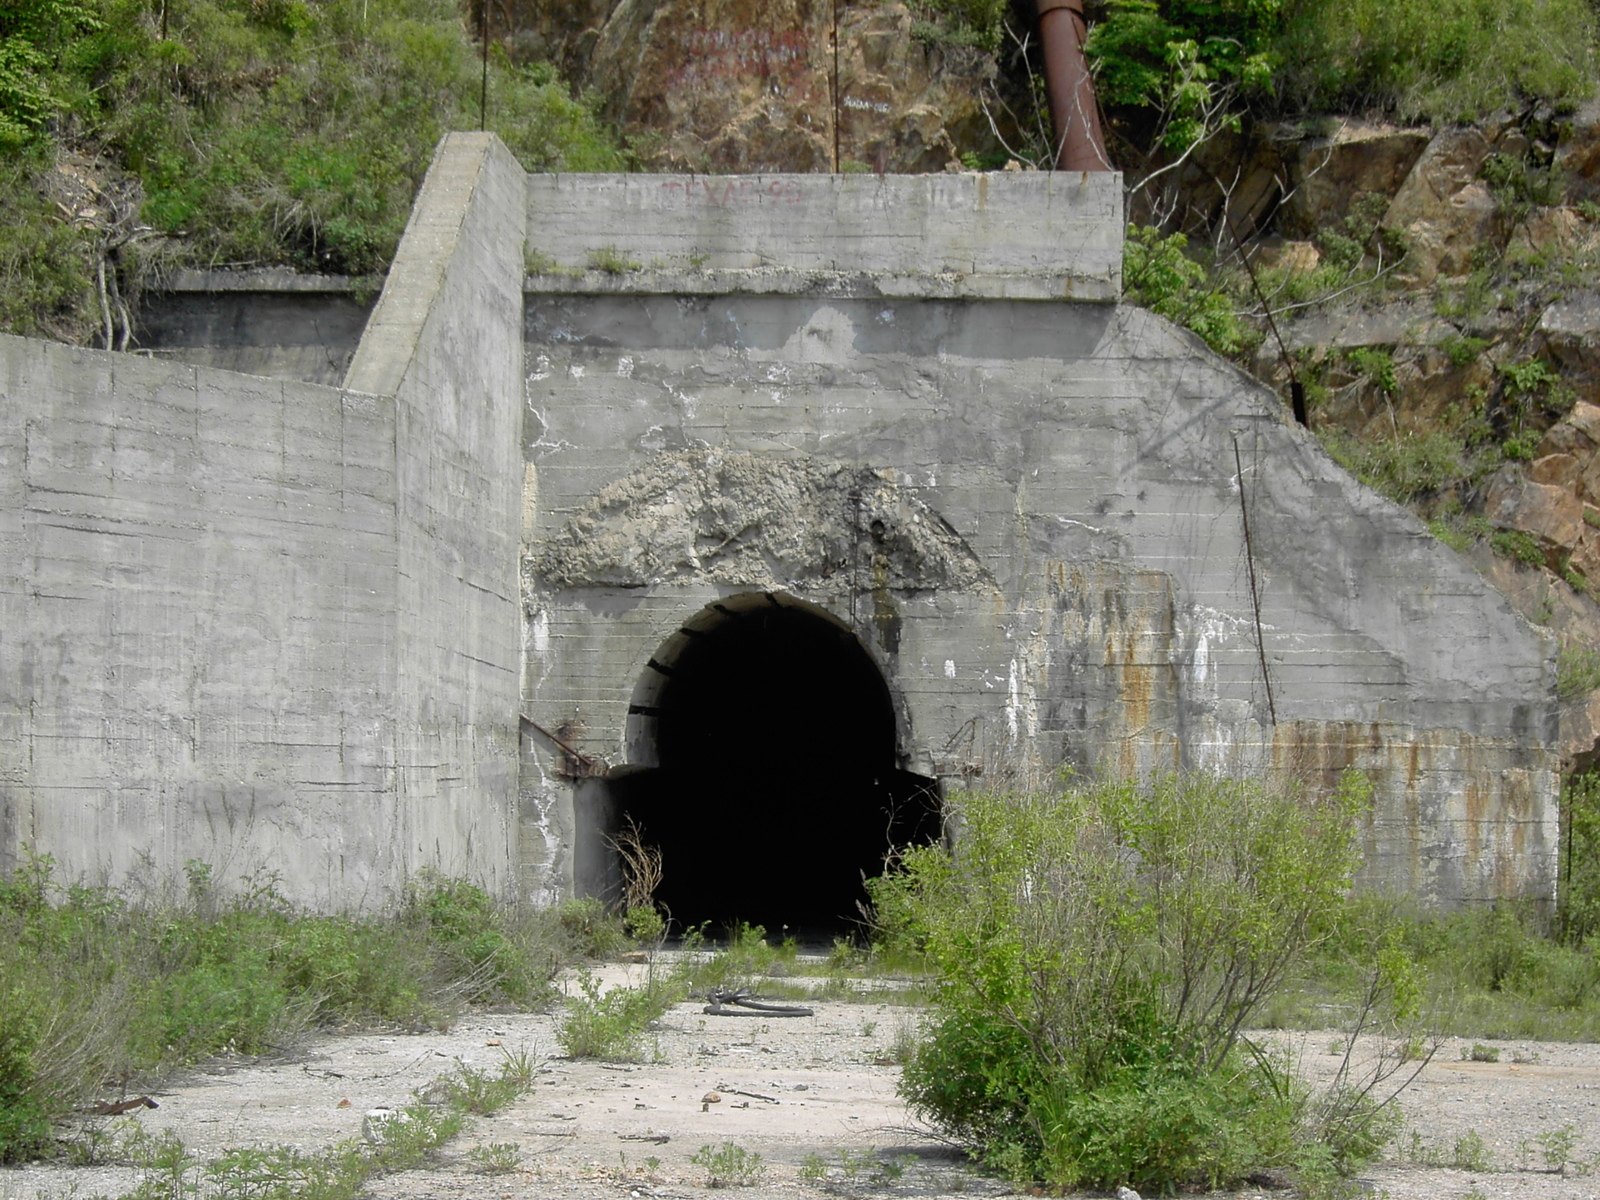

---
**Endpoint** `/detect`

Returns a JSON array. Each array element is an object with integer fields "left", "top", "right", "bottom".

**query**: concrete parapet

[{"left": 524, "top": 170, "right": 1123, "bottom": 301}]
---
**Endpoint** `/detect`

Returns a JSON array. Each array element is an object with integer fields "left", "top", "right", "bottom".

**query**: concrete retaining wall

[{"left": 0, "top": 133, "right": 525, "bottom": 908}]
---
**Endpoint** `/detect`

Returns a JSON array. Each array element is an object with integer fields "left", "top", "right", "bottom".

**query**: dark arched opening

[{"left": 614, "top": 594, "right": 939, "bottom": 939}]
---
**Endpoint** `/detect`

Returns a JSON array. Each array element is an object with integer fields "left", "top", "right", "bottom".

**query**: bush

[
  {"left": 557, "top": 970, "right": 680, "bottom": 1061},
  {"left": 1561, "top": 772, "right": 1600, "bottom": 945},
  {"left": 874, "top": 772, "right": 1377, "bottom": 1193},
  {"left": 1123, "top": 225, "right": 1248, "bottom": 354},
  {"left": 1319, "top": 428, "right": 1472, "bottom": 505}
]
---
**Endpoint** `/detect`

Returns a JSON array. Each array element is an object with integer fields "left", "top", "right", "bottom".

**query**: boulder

[
  {"left": 1133, "top": 125, "right": 1285, "bottom": 243},
  {"left": 1507, "top": 207, "right": 1594, "bottom": 260},
  {"left": 1539, "top": 299, "right": 1600, "bottom": 395},
  {"left": 1276, "top": 120, "right": 1430, "bottom": 238},
  {"left": 1530, "top": 452, "right": 1582, "bottom": 491},
  {"left": 1253, "top": 239, "right": 1321, "bottom": 273},
  {"left": 1572, "top": 400, "right": 1600, "bottom": 445},
  {"left": 1382, "top": 129, "right": 1502, "bottom": 284},
  {"left": 1484, "top": 470, "right": 1584, "bottom": 553},
  {"left": 1557, "top": 98, "right": 1600, "bottom": 202},
  {"left": 1536, "top": 402, "right": 1600, "bottom": 458}
]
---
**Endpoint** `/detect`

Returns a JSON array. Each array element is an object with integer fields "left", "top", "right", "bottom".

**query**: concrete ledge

[
  {"left": 159, "top": 269, "right": 366, "bottom": 293},
  {"left": 526, "top": 171, "right": 1124, "bottom": 301},
  {"left": 523, "top": 265, "right": 1118, "bottom": 302}
]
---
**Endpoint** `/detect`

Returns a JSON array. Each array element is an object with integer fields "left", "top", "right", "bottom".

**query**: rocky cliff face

[{"left": 499, "top": 0, "right": 999, "bottom": 173}]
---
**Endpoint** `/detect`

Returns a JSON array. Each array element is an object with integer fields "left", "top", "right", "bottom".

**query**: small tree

[{"left": 874, "top": 771, "right": 1380, "bottom": 1193}]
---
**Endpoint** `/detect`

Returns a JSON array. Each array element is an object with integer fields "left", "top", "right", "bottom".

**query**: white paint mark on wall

[
  {"left": 944, "top": 659, "right": 957, "bottom": 679},
  {"left": 527, "top": 353, "right": 553, "bottom": 382},
  {"left": 1189, "top": 606, "right": 1249, "bottom": 690},
  {"left": 1006, "top": 658, "right": 1021, "bottom": 744},
  {"left": 567, "top": 364, "right": 585, "bottom": 379},
  {"left": 616, "top": 355, "right": 634, "bottom": 378}
]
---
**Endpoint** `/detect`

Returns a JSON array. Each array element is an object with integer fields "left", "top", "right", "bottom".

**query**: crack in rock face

[{"left": 527, "top": 449, "right": 991, "bottom": 595}]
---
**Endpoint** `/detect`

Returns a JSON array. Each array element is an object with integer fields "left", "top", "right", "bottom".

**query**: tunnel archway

[{"left": 611, "top": 593, "right": 939, "bottom": 939}]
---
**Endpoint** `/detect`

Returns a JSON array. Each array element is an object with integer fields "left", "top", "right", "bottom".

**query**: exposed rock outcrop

[{"left": 501, "top": 0, "right": 995, "bottom": 173}]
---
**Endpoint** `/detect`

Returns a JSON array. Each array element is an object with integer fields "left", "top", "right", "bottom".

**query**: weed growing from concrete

[
  {"left": 556, "top": 970, "right": 682, "bottom": 1061},
  {"left": 586, "top": 246, "right": 642, "bottom": 274},
  {"left": 691, "top": 1142, "right": 765, "bottom": 1188}
]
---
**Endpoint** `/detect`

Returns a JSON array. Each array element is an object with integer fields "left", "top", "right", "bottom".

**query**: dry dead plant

[{"left": 609, "top": 816, "right": 664, "bottom": 918}]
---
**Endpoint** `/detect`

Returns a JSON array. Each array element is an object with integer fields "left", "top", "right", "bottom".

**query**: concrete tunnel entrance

[{"left": 601, "top": 593, "right": 940, "bottom": 939}]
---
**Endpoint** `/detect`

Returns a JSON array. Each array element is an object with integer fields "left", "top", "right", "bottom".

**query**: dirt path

[{"left": 5, "top": 963, "right": 1600, "bottom": 1200}]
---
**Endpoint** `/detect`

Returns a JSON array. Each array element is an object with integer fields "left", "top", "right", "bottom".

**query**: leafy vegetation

[
  {"left": 0, "top": 854, "right": 568, "bottom": 1162},
  {"left": 556, "top": 969, "right": 681, "bottom": 1061},
  {"left": 1560, "top": 771, "right": 1600, "bottom": 946},
  {"left": 0, "top": 0, "right": 625, "bottom": 342},
  {"left": 73, "top": 1053, "right": 530, "bottom": 1200},
  {"left": 690, "top": 1141, "right": 767, "bottom": 1188},
  {"left": 871, "top": 772, "right": 1397, "bottom": 1194},
  {"left": 1272, "top": 0, "right": 1599, "bottom": 122},
  {"left": 1123, "top": 224, "right": 1248, "bottom": 353},
  {"left": 1085, "top": 0, "right": 1597, "bottom": 140}
]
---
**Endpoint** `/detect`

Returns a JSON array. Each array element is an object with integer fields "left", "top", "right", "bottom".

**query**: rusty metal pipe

[{"left": 1035, "top": 0, "right": 1112, "bottom": 171}]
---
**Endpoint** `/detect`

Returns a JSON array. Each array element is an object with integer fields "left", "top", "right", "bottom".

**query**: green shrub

[
  {"left": 907, "top": 0, "right": 1009, "bottom": 52},
  {"left": 679, "top": 922, "right": 780, "bottom": 994},
  {"left": 1123, "top": 225, "right": 1247, "bottom": 354},
  {"left": 690, "top": 1142, "right": 766, "bottom": 1188},
  {"left": 876, "top": 772, "right": 1378, "bottom": 1193},
  {"left": 1558, "top": 645, "right": 1600, "bottom": 700},
  {"left": 1089, "top": 0, "right": 1278, "bottom": 152},
  {"left": 1320, "top": 428, "right": 1469, "bottom": 504},
  {"left": 1561, "top": 772, "right": 1600, "bottom": 945},
  {"left": 1490, "top": 528, "right": 1545, "bottom": 566},
  {"left": 1441, "top": 335, "right": 1489, "bottom": 368},
  {"left": 554, "top": 897, "right": 631, "bottom": 960},
  {"left": 557, "top": 971, "right": 681, "bottom": 1061}
]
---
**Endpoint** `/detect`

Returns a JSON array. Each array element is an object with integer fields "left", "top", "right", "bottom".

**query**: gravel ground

[{"left": 5, "top": 961, "right": 1600, "bottom": 1200}]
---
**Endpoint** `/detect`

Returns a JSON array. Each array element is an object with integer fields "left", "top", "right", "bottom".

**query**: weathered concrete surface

[
  {"left": 519, "top": 283, "right": 1558, "bottom": 907},
  {"left": 0, "top": 137, "right": 1562, "bottom": 913},
  {"left": 134, "top": 271, "right": 374, "bottom": 386},
  {"left": 0, "top": 339, "right": 454, "bottom": 905},
  {"left": 0, "top": 133, "right": 526, "bottom": 908},
  {"left": 346, "top": 132, "right": 528, "bottom": 905},
  {"left": 523, "top": 171, "right": 1123, "bottom": 301}
]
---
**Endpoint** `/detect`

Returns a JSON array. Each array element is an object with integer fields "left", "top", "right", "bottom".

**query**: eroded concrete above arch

[{"left": 526, "top": 449, "right": 994, "bottom": 597}]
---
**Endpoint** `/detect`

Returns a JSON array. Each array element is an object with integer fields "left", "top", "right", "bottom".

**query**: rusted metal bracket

[{"left": 519, "top": 715, "right": 608, "bottom": 778}]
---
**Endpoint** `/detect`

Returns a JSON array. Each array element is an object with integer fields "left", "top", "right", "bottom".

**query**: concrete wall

[
  {"left": 0, "top": 142, "right": 1562, "bottom": 911},
  {"left": 134, "top": 271, "right": 374, "bottom": 386},
  {"left": 348, "top": 132, "right": 528, "bottom": 901},
  {"left": 0, "top": 133, "right": 525, "bottom": 907},
  {"left": 517, "top": 173, "right": 1558, "bottom": 908}
]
